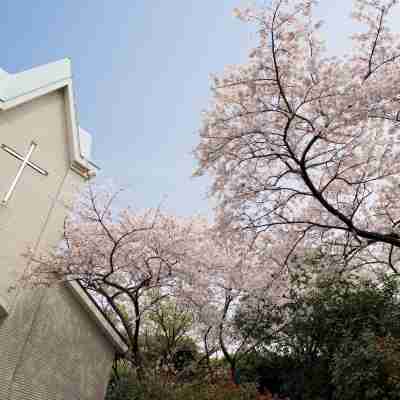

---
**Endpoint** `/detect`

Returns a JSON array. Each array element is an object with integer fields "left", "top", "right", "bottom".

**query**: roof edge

[
  {"left": 0, "top": 59, "right": 71, "bottom": 102},
  {"left": 65, "top": 280, "right": 128, "bottom": 355}
]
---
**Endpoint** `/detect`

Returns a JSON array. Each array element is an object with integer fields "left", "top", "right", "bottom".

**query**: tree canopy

[{"left": 195, "top": 0, "right": 400, "bottom": 274}]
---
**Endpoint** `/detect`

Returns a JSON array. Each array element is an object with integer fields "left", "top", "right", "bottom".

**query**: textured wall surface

[{"left": 0, "top": 286, "right": 115, "bottom": 400}]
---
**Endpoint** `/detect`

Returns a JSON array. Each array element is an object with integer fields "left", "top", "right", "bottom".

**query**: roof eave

[{"left": 65, "top": 280, "right": 129, "bottom": 355}]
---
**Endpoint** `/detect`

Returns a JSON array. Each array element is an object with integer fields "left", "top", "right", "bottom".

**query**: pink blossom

[{"left": 195, "top": 0, "right": 400, "bottom": 274}]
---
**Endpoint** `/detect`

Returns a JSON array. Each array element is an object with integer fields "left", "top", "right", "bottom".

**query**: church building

[{"left": 0, "top": 59, "right": 127, "bottom": 400}]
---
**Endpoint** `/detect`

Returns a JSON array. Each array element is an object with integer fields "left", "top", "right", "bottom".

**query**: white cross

[{"left": 1, "top": 141, "right": 48, "bottom": 205}]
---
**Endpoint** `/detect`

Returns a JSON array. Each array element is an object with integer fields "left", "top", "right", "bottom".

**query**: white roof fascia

[
  {"left": 0, "top": 59, "right": 71, "bottom": 102},
  {"left": 0, "top": 59, "right": 97, "bottom": 179},
  {"left": 0, "top": 79, "right": 70, "bottom": 111},
  {"left": 65, "top": 281, "right": 128, "bottom": 355},
  {"left": 63, "top": 82, "right": 97, "bottom": 178}
]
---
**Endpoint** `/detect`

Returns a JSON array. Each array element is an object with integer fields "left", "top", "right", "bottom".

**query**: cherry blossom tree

[
  {"left": 26, "top": 186, "right": 199, "bottom": 368},
  {"left": 26, "top": 185, "right": 290, "bottom": 377},
  {"left": 195, "top": 0, "right": 400, "bottom": 273},
  {"left": 182, "top": 229, "right": 287, "bottom": 382}
]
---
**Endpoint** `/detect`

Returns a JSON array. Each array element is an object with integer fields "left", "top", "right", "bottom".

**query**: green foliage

[
  {"left": 141, "top": 333, "right": 199, "bottom": 372},
  {"left": 141, "top": 295, "right": 197, "bottom": 370},
  {"left": 105, "top": 361, "right": 137, "bottom": 400},
  {"left": 106, "top": 367, "right": 258, "bottom": 400},
  {"left": 106, "top": 266, "right": 400, "bottom": 400},
  {"left": 235, "top": 272, "right": 400, "bottom": 399},
  {"left": 331, "top": 331, "right": 396, "bottom": 400},
  {"left": 105, "top": 375, "right": 137, "bottom": 400},
  {"left": 106, "top": 296, "right": 201, "bottom": 399},
  {"left": 170, "top": 338, "right": 198, "bottom": 371}
]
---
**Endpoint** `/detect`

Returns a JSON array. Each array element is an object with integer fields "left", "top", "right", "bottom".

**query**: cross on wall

[{"left": 1, "top": 141, "right": 48, "bottom": 205}]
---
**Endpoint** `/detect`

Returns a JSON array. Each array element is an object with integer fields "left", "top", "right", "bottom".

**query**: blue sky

[
  {"left": 2, "top": 1, "right": 398, "bottom": 217},
  {"left": 0, "top": 1, "right": 254, "bottom": 216}
]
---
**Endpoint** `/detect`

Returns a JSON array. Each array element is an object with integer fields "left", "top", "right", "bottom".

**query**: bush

[
  {"left": 234, "top": 274, "right": 400, "bottom": 399},
  {"left": 106, "top": 364, "right": 258, "bottom": 400}
]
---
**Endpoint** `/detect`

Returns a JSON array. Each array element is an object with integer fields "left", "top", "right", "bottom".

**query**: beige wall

[
  {"left": 0, "top": 90, "right": 73, "bottom": 302},
  {"left": 0, "top": 89, "right": 115, "bottom": 399}
]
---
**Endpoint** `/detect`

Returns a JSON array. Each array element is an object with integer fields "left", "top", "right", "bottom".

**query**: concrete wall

[{"left": 0, "top": 89, "right": 115, "bottom": 399}]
